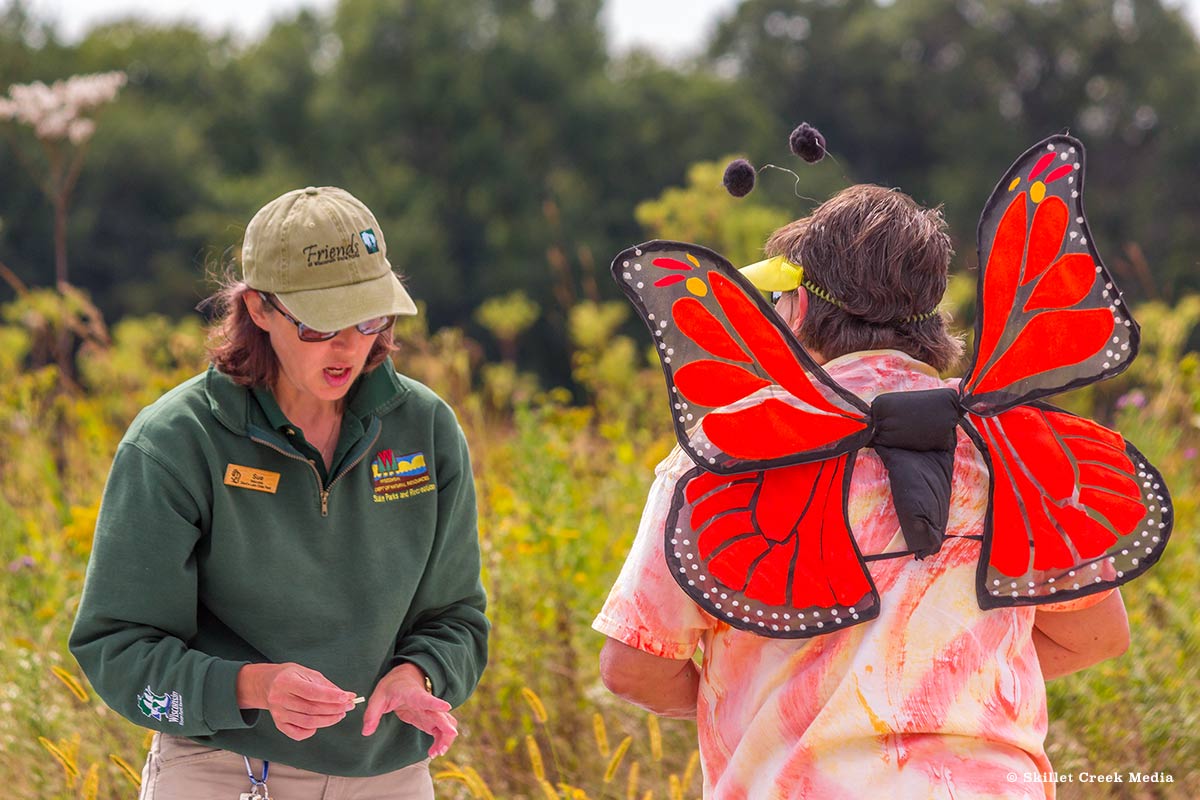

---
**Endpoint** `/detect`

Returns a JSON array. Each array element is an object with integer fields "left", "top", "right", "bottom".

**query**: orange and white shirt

[{"left": 595, "top": 350, "right": 1073, "bottom": 800}]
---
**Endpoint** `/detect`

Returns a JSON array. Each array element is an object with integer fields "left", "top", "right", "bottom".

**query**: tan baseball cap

[{"left": 241, "top": 186, "right": 418, "bottom": 331}]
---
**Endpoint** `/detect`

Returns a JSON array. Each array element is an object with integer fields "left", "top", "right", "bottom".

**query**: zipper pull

[{"left": 320, "top": 490, "right": 329, "bottom": 516}]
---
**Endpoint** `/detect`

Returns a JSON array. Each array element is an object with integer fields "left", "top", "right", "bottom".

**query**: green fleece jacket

[{"left": 69, "top": 361, "right": 488, "bottom": 776}]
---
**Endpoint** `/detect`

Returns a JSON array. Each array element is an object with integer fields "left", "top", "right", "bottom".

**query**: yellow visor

[{"left": 738, "top": 256, "right": 803, "bottom": 293}]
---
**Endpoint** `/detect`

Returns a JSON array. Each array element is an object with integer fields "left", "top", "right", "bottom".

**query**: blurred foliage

[
  {"left": 3, "top": 0, "right": 1199, "bottom": 387},
  {"left": 475, "top": 290, "right": 541, "bottom": 362},
  {"left": 634, "top": 159, "right": 792, "bottom": 267},
  {"left": 3, "top": 0, "right": 1200, "bottom": 796},
  {"left": 707, "top": 0, "right": 1200, "bottom": 299},
  {"left": 1, "top": 279, "right": 1198, "bottom": 797}
]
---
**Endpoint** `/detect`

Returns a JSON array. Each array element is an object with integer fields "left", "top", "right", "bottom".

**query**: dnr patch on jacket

[{"left": 371, "top": 449, "right": 436, "bottom": 503}]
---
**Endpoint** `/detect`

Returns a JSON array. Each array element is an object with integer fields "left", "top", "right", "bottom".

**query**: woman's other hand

[
  {"left": 237, "top": 662, "right": 357, "bottom": 741},
  {"left": 361, "top": 663, "right": 458, "bottom": 757}
]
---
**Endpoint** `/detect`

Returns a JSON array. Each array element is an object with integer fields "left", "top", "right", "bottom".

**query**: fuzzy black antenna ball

[
  {"left": 789, "top": 122, "right": 826, "bottom": 163},
  {"left": 723, "top": 158, "right": 757, "bottom": 197}
]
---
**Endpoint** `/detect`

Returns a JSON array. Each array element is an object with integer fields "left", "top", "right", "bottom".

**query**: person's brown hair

[
  {"left": 203, "top": 277, "right": 398, "bottom": 387},
  {"left": 764, "top": 184, "right": 963, "bottom": 372}
]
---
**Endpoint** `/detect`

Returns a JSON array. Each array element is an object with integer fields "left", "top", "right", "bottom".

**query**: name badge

[{"left": 223, "top": 464, "right": 281, "bottom": 494}]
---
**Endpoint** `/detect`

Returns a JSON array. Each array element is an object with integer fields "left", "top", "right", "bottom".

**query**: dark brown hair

[
  {"left": 765, "top": 184, "right": 962, "bottom": 371},
  {"left": 203, "top": 277, "right": 397, "bottom": 387}
]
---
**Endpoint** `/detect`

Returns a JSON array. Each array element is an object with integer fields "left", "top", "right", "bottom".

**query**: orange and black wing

[
  {"left": 961, "top": 134, "right": 1138, "bottom": 416},
  {"left": 666, "top": 458, "right": 879, "bottom": 636},
  {"left": 963, "top": 403, "right": 1172, "bottom": 608},
  {"left": 612, "top": 240, "right": 872, "bottom": 474},
  {"left": 612, "top": 240, "right": 876, "bottom": 636}
]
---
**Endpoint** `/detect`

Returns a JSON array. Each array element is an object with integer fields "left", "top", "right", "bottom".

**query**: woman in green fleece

[{"left": 70, "top": 187, "right": 489, "bottom": 799}]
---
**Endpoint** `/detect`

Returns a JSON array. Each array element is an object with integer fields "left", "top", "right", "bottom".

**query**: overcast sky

[
  {"left": 22, "top": 0, "right": 741, "bottom": 53},
  {"left": 17, "top": 0, "right": 1200, "bottom": 53}
]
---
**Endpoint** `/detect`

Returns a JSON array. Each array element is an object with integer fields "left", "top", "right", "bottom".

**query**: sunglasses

[{"left": 258, "top": 292, "right": 394, "bottom": 342}]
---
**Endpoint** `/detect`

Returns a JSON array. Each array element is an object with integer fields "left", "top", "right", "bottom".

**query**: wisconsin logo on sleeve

[
  {"left": 137, "top": 685, "right": 184, "bottom": 725},
  {"left": 371, "top": 449, "right": 435, "bottom": 503}
]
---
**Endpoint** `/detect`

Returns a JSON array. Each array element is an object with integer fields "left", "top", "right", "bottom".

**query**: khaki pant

[{"left": 138, "top": 734, "right": 434, "bottom": 799}]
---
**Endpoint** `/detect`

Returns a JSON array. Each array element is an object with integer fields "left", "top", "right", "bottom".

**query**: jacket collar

[{"left": 205, "top": 359, "right": 411, "bottom": 436}]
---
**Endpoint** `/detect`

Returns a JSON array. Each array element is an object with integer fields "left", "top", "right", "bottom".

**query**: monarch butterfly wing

[
  {"left": 665, "top": 456, "right": 880, "bottom": 637},
  {"left": 962, "top": 135, "right": 1139, "bottom": 416},
  {"left": 613, "top": 240, "right": 872, "bottom": 474},
  {"left": 962, "top": 404, "right": 1172, "bottom": 608}
]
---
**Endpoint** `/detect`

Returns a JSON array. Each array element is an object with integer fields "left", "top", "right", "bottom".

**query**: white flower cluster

[{"left": 0, "top": 71, "right": 127, "bottom": 144}]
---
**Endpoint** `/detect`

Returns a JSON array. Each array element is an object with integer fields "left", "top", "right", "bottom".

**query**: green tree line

[{"left": 2, "top": 0, "right": 1199, "bottom": 381}]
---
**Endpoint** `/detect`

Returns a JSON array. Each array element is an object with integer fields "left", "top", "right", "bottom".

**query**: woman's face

[{"left": 246, "top": 292, "right": 378, "bottom": 411}]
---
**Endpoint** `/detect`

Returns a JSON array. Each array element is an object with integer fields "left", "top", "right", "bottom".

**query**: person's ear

[
  {"left": 775, "top": 288, "right": 808, "bottom": 336},
  {"left": 244, "top": 291, "right": 271, "bottom": 332},
  {"left": 791, "top": 288, "right": 808, "bottom": 336}
]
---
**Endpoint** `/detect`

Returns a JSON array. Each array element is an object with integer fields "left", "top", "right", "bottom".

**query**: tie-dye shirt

[{"left": 595, "top": 350, "right": 1079, "bottom": 800}]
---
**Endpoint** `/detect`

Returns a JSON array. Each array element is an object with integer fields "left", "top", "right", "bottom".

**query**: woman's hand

[
  {"left": 361, "top": 663, "right": 458, "bottom": 757},
  {"left": 237, "top": 662, "right": 357, "bottom": 741}
]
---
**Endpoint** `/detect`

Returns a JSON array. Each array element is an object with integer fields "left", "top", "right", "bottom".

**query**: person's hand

[
  {"left": 361, "top": 663, "right": 457, "bottom": 757},
  {"left": 237, "top": 662, "right": 357, "bottom": 741}
]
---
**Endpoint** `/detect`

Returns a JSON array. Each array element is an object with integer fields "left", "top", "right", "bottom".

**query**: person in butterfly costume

[{"left": 594, "top": 134, "right": 1171, "bottom": 799}]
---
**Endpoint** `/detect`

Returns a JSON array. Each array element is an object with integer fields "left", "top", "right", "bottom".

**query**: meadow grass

[{"left": 1, "top": 290, "right": 1196, "bottom": 798}]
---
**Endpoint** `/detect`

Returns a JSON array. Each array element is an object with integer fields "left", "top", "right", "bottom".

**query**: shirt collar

[{"left": 821, "top": 349, "right": 940, "bottom": 377}]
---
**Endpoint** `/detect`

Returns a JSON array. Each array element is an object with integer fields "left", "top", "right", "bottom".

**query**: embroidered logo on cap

[
  {"left": 371, "top": 449, "right": 435, "bottom": 503},
  {"left": 360, "top": 228, "right": 380, "bottom": 254},
  {"left": 223, "top": 464, "right": 281, "bottom": 494}
]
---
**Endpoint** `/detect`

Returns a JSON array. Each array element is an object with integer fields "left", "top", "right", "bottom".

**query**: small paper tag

[{"left": 223, "top": 464, "right": 281, "bottom": 494}]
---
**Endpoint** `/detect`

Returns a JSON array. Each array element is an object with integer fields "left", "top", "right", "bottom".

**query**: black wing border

[
  {"left": 961, "top": 133, "right": 1142, "bottom": 417},
  {"left": 611, "top": 238, "right": 874, "bottom": 474}
]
